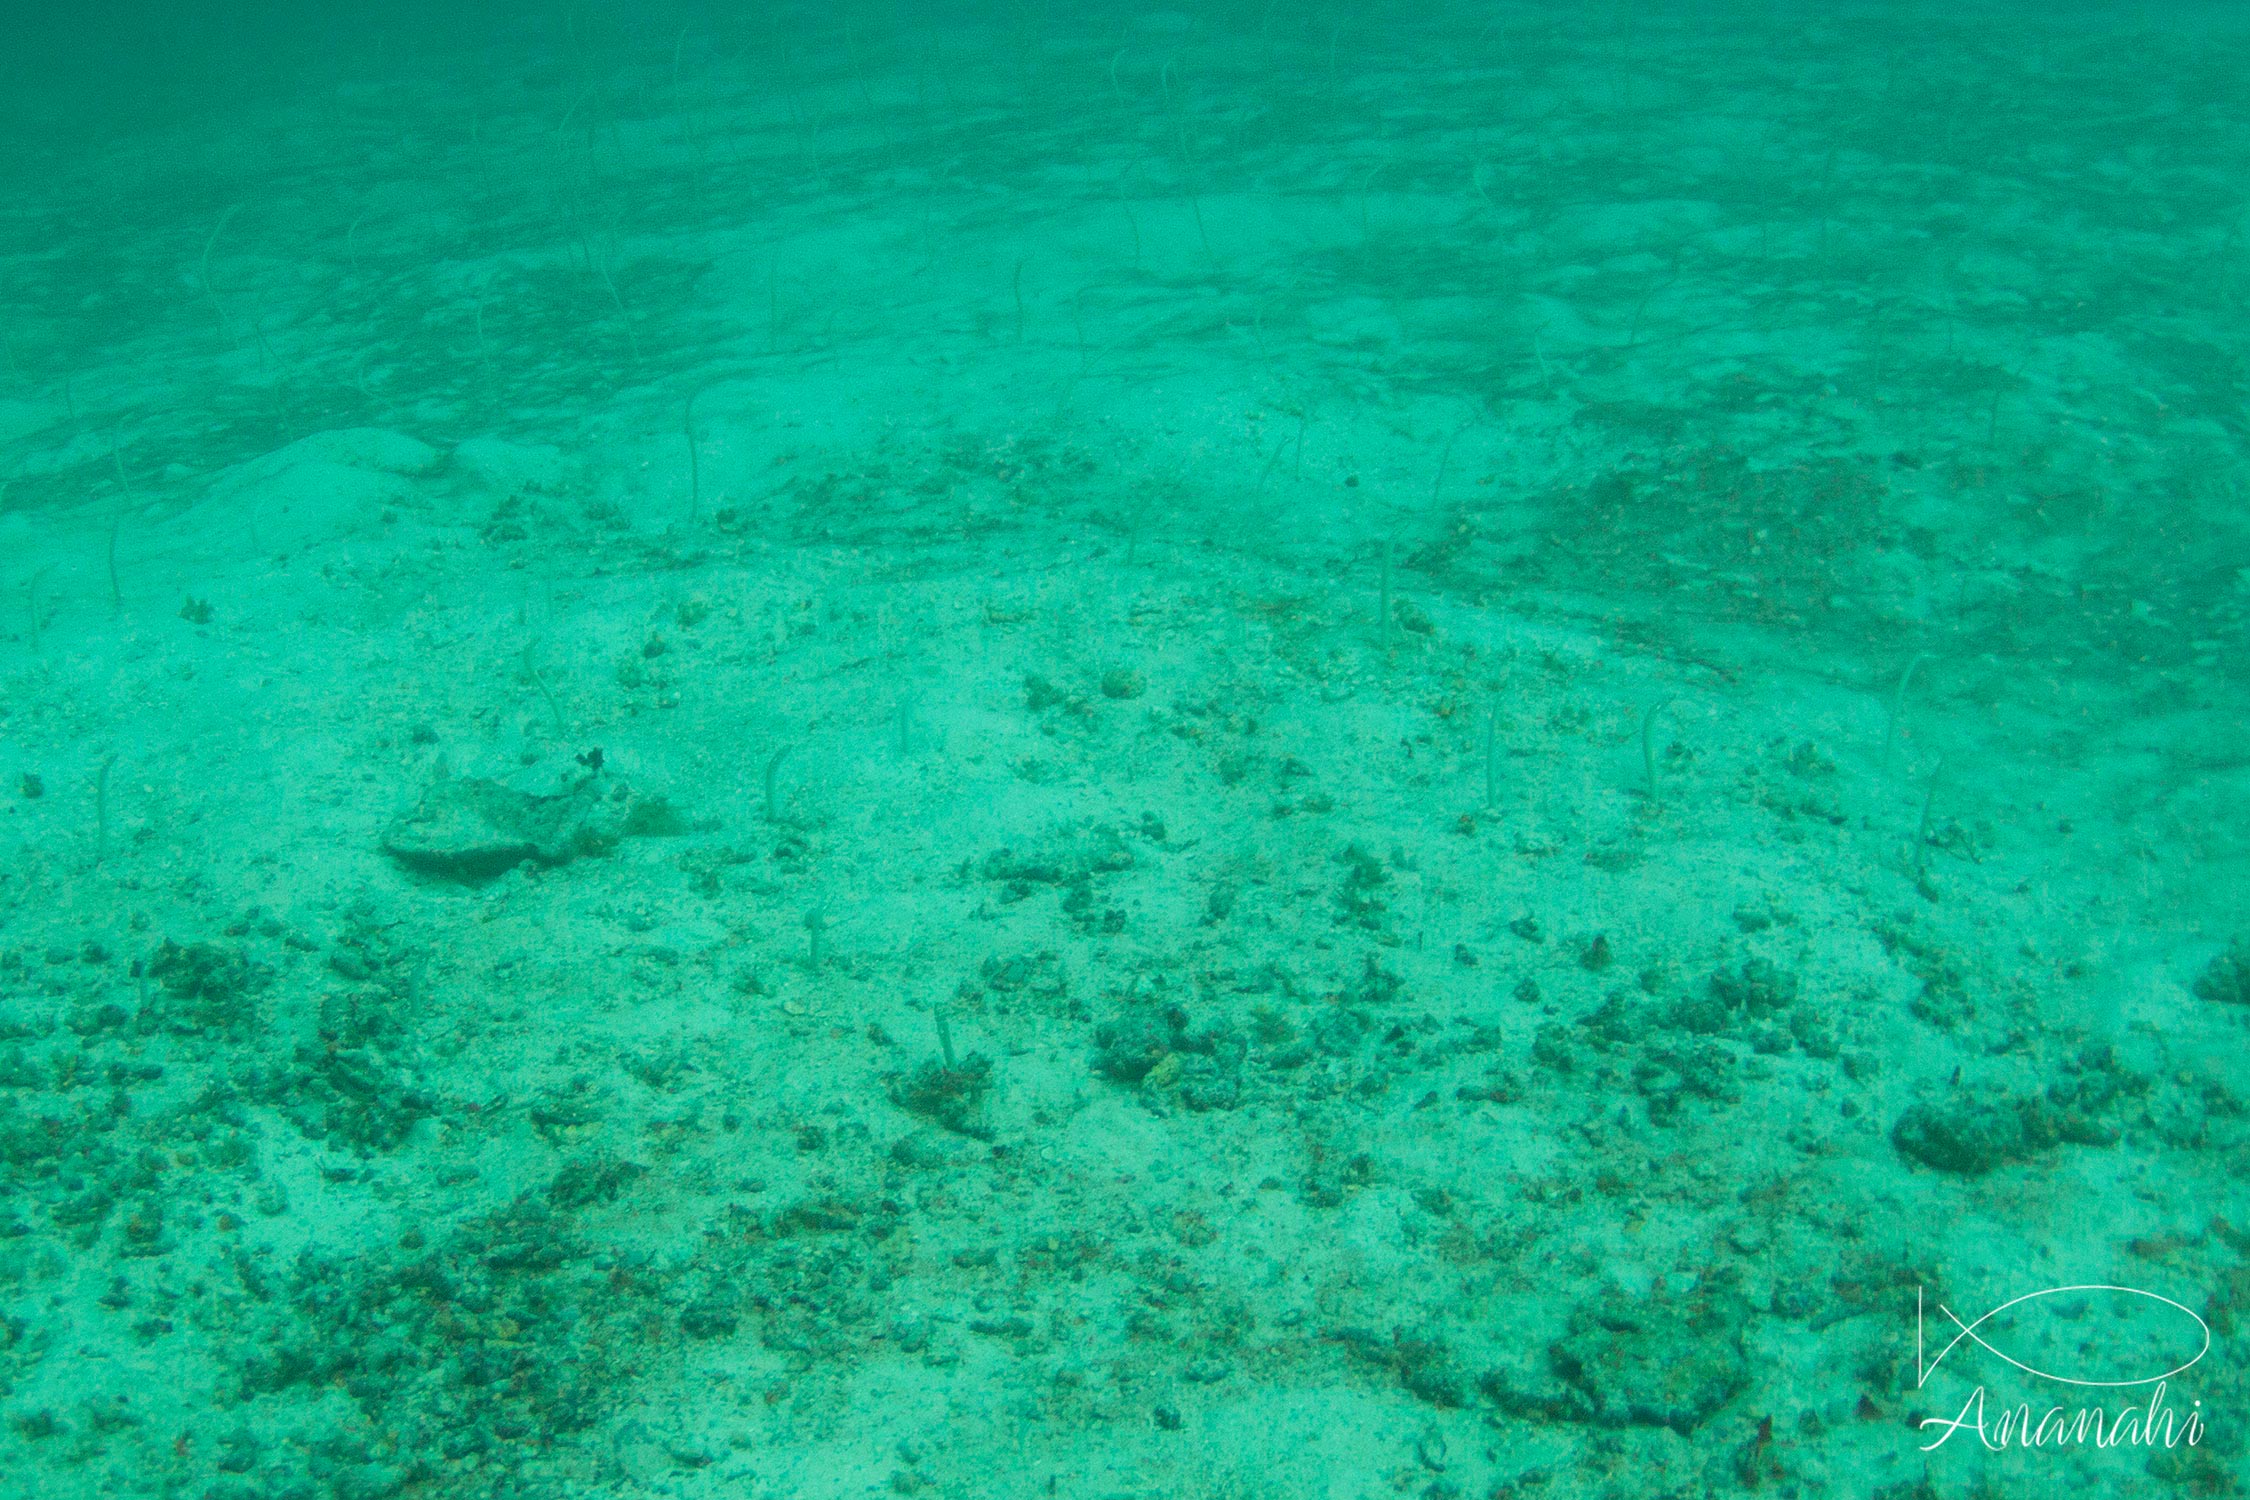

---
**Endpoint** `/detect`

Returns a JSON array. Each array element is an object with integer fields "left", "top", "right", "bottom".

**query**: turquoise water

[{"left": 1, "top": 3, "right": 2244, "bottom": 1496}]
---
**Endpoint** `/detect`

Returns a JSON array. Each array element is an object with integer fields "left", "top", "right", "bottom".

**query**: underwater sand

[{"left": 1, "top": 3, "right": 2247, "bottom": 1497}]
